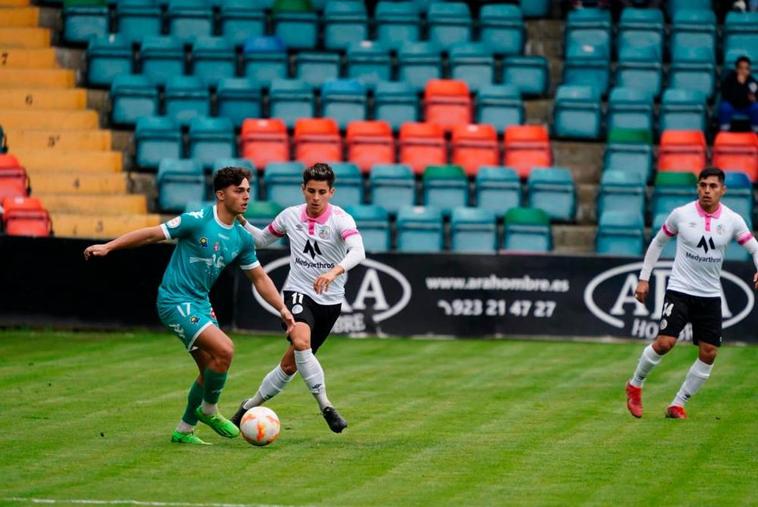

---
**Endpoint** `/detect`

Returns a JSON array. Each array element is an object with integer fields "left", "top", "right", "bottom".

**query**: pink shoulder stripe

[
  {"left": 737, "top": 231, "right": 754, "bottom": 245},
  {"left": 267, "top": 223, "right": 285, "bottom": 237},
  {"left": 662, "top": 224, "right": 676, "bottom": 237},
  {"left": 341, "top": 229, "right": 359, "bottom": 240}
]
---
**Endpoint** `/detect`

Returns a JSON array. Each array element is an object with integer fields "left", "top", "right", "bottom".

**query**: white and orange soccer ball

[{"left": 240, "top": 406, "right": 281, "bottom": 446}]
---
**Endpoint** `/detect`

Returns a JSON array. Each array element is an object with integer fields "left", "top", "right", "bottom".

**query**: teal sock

[
  {"left": 203, "top": 368, "right": 228, "bottom": 405},
  {"left": 181, "top": 380, "right": 204, "bottom": 426}
]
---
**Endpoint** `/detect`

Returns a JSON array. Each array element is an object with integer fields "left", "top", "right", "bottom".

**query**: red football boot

[
  {"left": 625, "top": 382, "right": 643, "bottom": 418},
  {"left": 665, "top": 405, "right": 687, "bottom": 419}
]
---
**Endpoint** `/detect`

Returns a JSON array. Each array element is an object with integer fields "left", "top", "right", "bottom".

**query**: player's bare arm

[
  {"left": 83, "top": 225, "right": 166, "bottom": 260},
  {"left": 314, "top": 266, "right": 344, "bottom": 295},
  {"left": 634, "top": 280, "right": 649, "bottom": 303},
  {"left": 245, "top": 265, "right": 295, "bottom": 334}
]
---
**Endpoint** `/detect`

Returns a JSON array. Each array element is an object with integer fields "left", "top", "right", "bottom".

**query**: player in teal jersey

[{"left": 84, "top": 168, "right": 295, "bottom": 445}]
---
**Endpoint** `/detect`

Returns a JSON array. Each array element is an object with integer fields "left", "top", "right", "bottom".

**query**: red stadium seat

[
  {"left": 399, "top": 122, "right": 447, "bottom": 175},
  {"left": 424, "top": 79, "right": 472, "bottom": 132},
  {"left": 346, "top": 120, "right": 395, "bottom": 173},
  {"left": 504, "top": 124, "right": 552, "bottom": 179},
  {"left": 451, "top": 123, "right": 499, "bottom": 176},
  {"left": 712, "top": 132, "right": 758, "bottom": 182},
  {"left": 294, "top": 118, "right": 342, "bottom": 167},
  {"left": 658, "top": 130, "right": 707, "bottom": 174},
  {"left": 2, "top": 196, "right": 51, "bottom": 237},
  {"left": 0, "top": 155, "right": 29, "bottom": 202},
  {"left": 240, "top": 118, "right": 290, "bottom": 169}
]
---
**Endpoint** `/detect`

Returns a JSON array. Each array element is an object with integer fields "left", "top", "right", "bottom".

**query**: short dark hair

[
  {"left": 736, "top": 55, "right": 751, "bottom": 67},
  {"left": 303, "top": 162, "right": 335, "bottom": 187},
  {"left": 213, "top": 167, "right": 251, "bottom": 192},
  {"left": 698, "top": 167, "right": 725, "bottom": 183}
]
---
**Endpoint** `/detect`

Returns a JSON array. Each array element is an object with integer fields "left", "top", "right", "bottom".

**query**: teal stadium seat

[
  {"left": 164, "top": 76, "right": 211, "bottom": 127},
  {"left": 450, "top": 207, "right": 497, "bottom": 253},
  {"left": 188, "top": 117, "right": 236, "bottom": 171},
  {"left": 321, "top": 79, "right": 367, "bottom": 130},
  {"left": 553, "top": 85, "right": 602, "bottom": 140},
  {"left": 168, "top": 0, "right": 214, "bottom": 43},
  {"left": 651, "top": 212, "right": 676, "bottom": 259},
  {"left": 374, "top": 1, "right": 420, "bottom": 51},
  {"left": 659, "top": 89, "right": 708, "bottom": 134},
  {"left": 527, "top": 168, "right": 576, "bottom": 222},
  {"left": 474, "top": 166, "right": 520, "bottom": 215},
  {"left": 87, "top": 36, "right": 132, "bottom": 87},
  {"left": 212, "top": 158, "right": 257, "bottom": 198},
  {"left": 603, "top": 128, "right": 654, "bottom": 183},
  {"left": 426, "top": 2, "right": 471, "bottom": 50},
  {"left": 669, "top": 46, "right": 716, "bottom": 100},
  {"left": 422, "top": 165, "right": 468, "bottom": 213},
  {"left": 346, "top": 41, "right": 392, "bottom": 90},
  {"left": 323, "top": 0, "right": 368, "bottom": 51},
  {"left": 476, "top": 84, "right": 523, "bottom": 128},
  {"left": 295, "top": 52, "right": 341, "bottom": 89},
  {"left": 216, "top": 78, "right": 262, "bottom": 128},
  {"left": 503, "top": 207, "right": 551, "bottom": 252},
  {"left": 607, "top": 87, "right": 654, "bottom": 133},
  {"left": 369, "top": 163, "right": 415, "bottom": 214},
  {"left": 724, "top": 12, "right": 758, "bottom": 63},
  {"left": 220, "top": 0, "right": 266, "bottom": 47},
  {"left": 596, "top": 210, "right": 645, "bottom": 257},
  {"left": 396, "top": 206, "right": 444, "bottom": 253},
  {"left": 670, "top": 9, "right": 716, "bottom": 65},
  {"left": 328, "top": 162, "right": 362, "bottom": 207},
  {"left": 617, "top": 7, "right": 664, "bottom": 61},
  {"left": 449, "top": 43, "right": 496, "bottom": 93},
  {"left": 520, "top": 0, "right": 550, "bottom": 18},
  {"left": 135, "top": 116, "right": 182, "bottom": 170},
  {"left": 651, "top": 172, "right": 697, "bottom": 219},
  {"left": 244, "top": 200, "right": 287, "bottom": 249},
  {"left": 722, "top": 171, "right": 754, "bottom": 227},
  {"left": 479, "top": 3, "right": 523, "bottom": 56},
  {"left": 157, "top": 159, "right": 206, "bottom": 213},
  {"left": 597, "top": 170, "right": 645, "bottom": 218},
  {"left": 397, "top": 42, "right": 443, "bottom": 92},
  {"left": 616, "top": 42, "right": 662, "bottom": 99},
  {"left": 63, "top": 0, "right": 109, "bottom": 45},
  {"left": 666, "top": 0, "right": 711, "bottom": 19},
  {"left": 563, "top": 9, "right": 611, "bottom": 96},
  {"left": 110, "top": 74, "right": 159, "bottom": 126},
  {"left": 344, "top": 204, "right": 390, "bottom": 252},
  {"left": 503, "top": 56, "right": 549, "bottom": 97},
  {"left": 116, "top": 0, "right": 162, "bottom": 43},
  {"left": 268, "top": 79, "right": 315, "bottom": 129},
  {"left": 191, "top": 37, "right": 236, "bottom": 88},
  {"left": 140, "top": 36, "right": 185, "bottom": 86},
  {"left": 273, "top": 5, "right": 318, "bottom": 49},
  {"left": 264, "top": 161, "right": 305, "bottom": 207},
  {"left": 374, "top": 81, "right": 418, "bottom": 131},
  {"left": 242, "top": 37, "right": 288, "bottom": 87}
]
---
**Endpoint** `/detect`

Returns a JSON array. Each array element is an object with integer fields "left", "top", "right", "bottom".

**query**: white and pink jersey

[
  {"left": 268, "top": 204, "right": 360, "bottom": 305},
  {"left": 660, "top": 201, "right": 754, "bottom": 297}
]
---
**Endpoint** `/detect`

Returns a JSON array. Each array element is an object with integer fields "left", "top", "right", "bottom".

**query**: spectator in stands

[{"left": 718, "top": 56, "right": 758, "bottom": 132}]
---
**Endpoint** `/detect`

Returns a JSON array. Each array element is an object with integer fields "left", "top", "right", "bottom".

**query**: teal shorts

[{"left": 156, "top": 298, "right": 218, "bottom": 351}]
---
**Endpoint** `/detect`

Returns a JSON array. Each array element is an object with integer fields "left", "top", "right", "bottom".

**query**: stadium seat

[
  {"left": 329, "top": 162, "right": 362, "bottom": 207},
  {"left": 157, "top": 159, "right": 206, "bottom": 213},
  {"left": 168, "top": 0, "right": 213, "bottom": 42},
  {"left": 116, "top": 0, "right": 162, "bottom": 43},
  {"left": 295, "top": 52, "right": 341, "bottom": 89},
  {"left": 503, "top": 207, "right": 551, "bottom": 252},
  {"left": 617, "top": 7, "right": 664, "bottom": 60},
  {"left": 603, "top": 128, "right": 654, "bottom": 183},
  {"left": 670, "top": 9, "right": 717, "bottom": 65},
  {"left": 191, "top": 37, "right": 236, "bottom": 88},
  {"left": 427, "top": 2, "right": 471, "bottom": 50},
  {"left": 240, "top": 118, "right": 289, "bottom": 169},
  {"left": 520, "top": 0, "right": 550, "bottom": 18},
  {"left": 422, "top": 164, "right": 468, "bottom": 213},
  {"left": 504, "top": 124, "right": 552, "bottom": 179},
  {"left": 712, "top": 132, "right": 758, "bottom": 182},
  {"left": 659, "top": 89, "right": 707, "bottom": 134},
  {"left": 323, "top": 0, "right": 368, "bottom": 50},
  {"left": 217, "top": 78, "right": 262, "bottom": 128},
  {"left": 479, "top": 3, "right": 524, "bottom": 56},
  {"left": 658, "top": 130, "right": 707, "bottom": 175},
  {"left": 110, "top": 74, "right": 159, "bottom": 126},
  {"left": 450, "top": 207, "right": 497, "bottom": 253},
  {"left": 424, "top": 80, "right": 472, "bottom": 132},
  {"left": 668, "top": 46, "right": 716, "bottom": 100},
  {"left": 615, "top": 42, "right": 663, "bottom": 99},
  {"left": 368, "top": 163, "right": 415, "bottom": 214},
  {"left": 398, "top": 122, "right": 446, "bottom": 175},
  {"left": 596, "top": 210, "right": 645, "bottom": 257},
  {"left": 0, "top": 129, "right": 6, "bottom": 154},
  {"left": 474, "top": 166, "right": 520, "bottom": 214},
  {"left": 651, "top": 171, "right": 697, "bottom": 218},
  {"left": 597, "top": 170, "right": 645, "bottom": 219},
  {"left": 651, "top": 212, "right": 676, "bottom": 259},
  {"left": 344, "top": 204, "right": 390, "bottom": 252},
  {"left": 564, "top": 7, "right": 611, "bottom": 37},
  {"left": 502, "top": 56, "right": 549, "bottom": 97},
  {"left": 563, "top": 13, "right": 611, "bottom": 96},
  {"left": 346, "top": 120, "right": 394, "bottom": 173},
  {"left": 526, "top": 168, "right": 576, "bottom": 222},
  {"left": 450, "top": 123, "right": 499, "bottom": 176},
  {"left": 264, "top": 161, "right": 305, "bottom": 207},
  {"left": 63, "top": 0, "right": 108, "bottom": 44},
  {"left": 164, "top": 76, "right": 211, "bottom": 127},
  {"left": 396, "top": 206, "right": 444, "bottom": 252},
  {"left": 724, "top": 12, "right": 758, "bottom": 60},
  {"left": 374, "top": 1, "right": 420, "bottom": 51},
  {"left": 87, "top": 36, "right": 132, "bottom": 88},
  {"left": 244, "top": 199, "right": 286, "bottom": 248},
  {"left": 397, "top": 42, "right": 444, "bottom": 92},
  {"left": 269, "top": 79, "right": 315, "bottom": 129},
  {"left": 448, "top": 43, "right": 495, "bottom": 93},
  {"left": 0, "top": 155, "right": 28, "bottom": 202},
  {"left": 346, "top": 41, "right": 391, "bottom": 90},
  {"left": 221, "top": 0, "right": 266, "bottom": 47},
  {"left": 723, "top": 47, "right": 758, "bottom": 80},
  {"left": 188, "top": 117, "right": 235, "bottom": 171},
  {"left": 140, "top": 37, "right": 185, "bottom": 87},
  {"left": 552, "top": 85, "right": 602, "bottom": 140},
  {"left": 722, "top": 171, "right": 754, "bottom": 227},
  {"left": 476, "top": 85, "right": 523, "bottom": 129},
  {"left": 294, "top": 118, "right": 342, "bottom": 167},
  {"left": 321, "top": 79, "right": 367, "bottom": 130},
  {"left": 374, "top": 81, "right": 418, "bottom": 131},
  {"left": 2, "top": 196, "right": 51, "bottom": 237},
  {"left": 273, "top": 6, "right": 318, "bottom": 49},
  {"left": 606, "top": 87, "right": 654, "bottom": 133},
  {"left": 666, "top": 0, "right": 712, "bottom": 20},
  {"left": 242, "top": 36, "right": 289, "bottom": 87},
  {"left": 135, "top": 116, "right": 182, "bottom": 171},
  {"left": 212, "top": 157, "right": 257, "bottom": 197}
]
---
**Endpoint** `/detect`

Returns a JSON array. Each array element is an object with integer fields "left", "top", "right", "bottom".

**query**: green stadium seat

[
  {"left": 221, "top": 0, "right": 266, "bottom": 47},
  {"left": 474, "top": 166, "right": 520, "bottom": 215},
  {"left": 217, "top": 78, "right": 262, "bottom": 128},
  {"left": 526, "top": 168, "right": 576, "bottom": 222},
  {"left": 157, "top": 159, "right": 206, "bottom": 213},
  {"left": 269, "top": 79, "right": 315, "bottom": 129},
  {"left": 476, "top": 84, "right": 523, "bottom": 129},
  {"left": 244, "top": 200, "right": 287, "bottom": 248},
  {"left": 597, "top": 170, "right": 645, "bottom": 219},
  {"left": 321, "top": 79, "right": 367, "bottom": 130},
  {"left": 479, "top": 3, "right": 524, "bottom": 56},
  {"left": 374, "top": 1, "right": 420, "bottom": 51},
  {"left": 503, "top": 207, "right": 551, "bottom": 252},
  {"left": 191, "top": 37, "right": 236, "bottom": 88},
  {"left": 295, "top": 52, "right": 341, "bottom": 89},
  {"left": 264, "top": 161, "right": 305, "bottom": 207},
  {"left": 188, "top": 117, "right": 235, "bottom": 171},
  {"left": 63, "top": 0, "right": 109, "bottom": 45},
  {"left": 323, "top": 0, "right": 368, "bottom": 50},
  {"left": 503, "top": 55, "right": 549, "bottom": 97},
  {"left": 659, "top": 89, "right": 708, "bottom": 134},
  {"left": 607, "top": 87, "right": 654, "bottom": 133},
  {"left": 422, "top": 164, "right": 468, "bottom": 213},
  {"left": 110, "top": 74, "right": 159, "bottom": 126},
  {"left": 116, "top": 0, "right": 163, "bottom": 43},
  {"left": 165, "top": 76, "right": 211, "bottom": 127},
  {"left": 140, "top": 36, "right": 185, "bottom": 86},
  {"left": 596, "top": 210, "right": 645, "bottom": 257},
  {"left": 397, "top": 42, "right": 443, "bottom": 92},
  {"left": 87, "top": 36, "right": 133, "bottom": 88},
  {"left": 449, "top": 43, "right": 496, "bottom": 93},
  {"left": 450, "top": 207, "right": 497, "bottom": 253},
  {"left": 135, "top": 116, "right": 182, "bottom": 171},
  {"left": 552, "top": 85, "right": 602, "bottom": 140},
  {"left": 369, "top": 163, "right": 415, "bottom": 214},
  {"left": 651, "top": 171, "right": 697, "bottom": 219},
  {"left": 346, "top": 41, "right": 392, "bottom": 90},
  {"left": 374, "top": 81, "right": 418, "bottom": 132},
  {"left": 427, "top": 2, "right": 471, "bottom": 50},
  {"left": 396, "top": 205, "right": 444, "bottom": 253},
  {"left": 329, "top": 162, "right": 363, "bottom": 208},
  {"left": 344, "top": 204, "right": 390, "bottom": 252},
  {"left": 242, "top": 36, "right": 289, "bottom": 87}
]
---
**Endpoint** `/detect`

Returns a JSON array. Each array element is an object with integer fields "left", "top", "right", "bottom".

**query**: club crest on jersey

[
  {"left": 199, "top": 237, "right": 209, "bottom": 248},
  {"left": 716, "top": 224, "right": 724, "bottom": 235},
  {"left": 167, "top": 216, "right": 181, "bottom": 228},
  {"left": 190, "top": 316, "right": 199, "bottom": 324},
  {"left": 318, "top": 226, "right": 330, "bottom": 239},
  {"left": 292, "top": 304, "right": 303, "bottom": 314}
]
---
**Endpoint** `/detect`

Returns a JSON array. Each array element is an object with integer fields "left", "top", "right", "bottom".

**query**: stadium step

[
  {"left": 0, "top": 27, "right": 50, "bottom": 48},
  {"left": 29, "top": 172, "right": 128, "bottom": 195},
  {"left": 12, "top": 149, "right": 122, "bottom": 172},
  {"left": 0, "top": 47, "right": 56, "bottom": 68},
  {"left": 4, "top": 129, "right": 111, "bottom": 151},
  {"left": 0, "top": 89, "right": 86, "bottom": 109},
  {"left": 0, "top": 7, "right": 39, "bottom": 27},
  {"left": 40, "top": 193, "right": 148, "bottom": 215},
  {"left": 0, "top": 109, "right": 99, "bottom": 130},
  {"left": 0, "top": 68, "right": 76, "bottom": 88},
  {"left": 51, "top": 212, "right": 162, "bottom": 239}
]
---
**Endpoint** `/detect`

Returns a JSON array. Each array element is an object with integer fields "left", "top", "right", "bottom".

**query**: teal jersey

[{"left": 158, "top": 205, "right": 259, "bottom": 302}]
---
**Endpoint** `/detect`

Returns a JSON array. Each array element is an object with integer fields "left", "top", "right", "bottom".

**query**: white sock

[
  {"left": 200, "top": 401, "right": 217, "bottom": 415},
  {"left": 243, "top": 365, "right": 295, "bottom": 409},
  {"left": 672, "top": 359, "right": 713, "bottom": 407},
  {"left": 630, "top": 344, "right": 663, "bottom": 387},
  {"left": 176, "top": 420, "right": 194, "bottom": 433},
  {"left": 294, "top": 348, "right": 332, "bottom": 410}
]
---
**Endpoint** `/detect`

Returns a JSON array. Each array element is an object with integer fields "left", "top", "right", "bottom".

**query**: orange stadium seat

[
  {"left": 0, "top": 163, "right": 29, "bottom": 201},
  {"left": 451, "top": 123, "right": 499, "bottom": 176},
  {"left": 424, "top": 79, "right": 472, "bottom": 131},
  {"left": 504, "top": 124, "right": 552, "bottom": 179},
  {"left": 2, "top": 195, "right": 51, "bottom": 236},
  {"left": 240, "top": 118, "right": 289, "bottom": 170},
  {"left": 712, "top": 132, "right": 758, "bottom": 182},
  {"left": 658, "top": 130, "right": 706, "bottom": 174},
  {"left": 346, "top": 120, "right": 395, "bottom": 173},
  {"left": 398, "top": 122, "right": 447, "bottom": 175},
  {"left": 294, "top": 118, "right": 343, "bottom": 167}
]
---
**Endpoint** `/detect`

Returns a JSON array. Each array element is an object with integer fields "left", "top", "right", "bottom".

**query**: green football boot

[
  {"left": 194, "top": 407, "right": 240, "bottom": 438},
  {"left": 170, "top": 430, "right": 211, "bottom": 445}
]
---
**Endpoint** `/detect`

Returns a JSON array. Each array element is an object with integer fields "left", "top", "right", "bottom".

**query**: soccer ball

[{"left": 240, "top": 406, "right": 280, "bottom": 446}]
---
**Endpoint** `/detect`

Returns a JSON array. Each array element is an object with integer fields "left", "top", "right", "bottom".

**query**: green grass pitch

[{"left": 1, "top": 330, "right": 756, "bottom": 506}]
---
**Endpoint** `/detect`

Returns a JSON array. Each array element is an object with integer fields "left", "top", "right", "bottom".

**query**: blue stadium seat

[
  {"left": 346, "top": 41, "right": 392, "bottom": 90},
  {"left": 526, "top": 168, "right": 576, "bottom": 222},
  {"left": 670, "top": 9, "right": 717, "bottom": 65},
  {"left": 321, "top": 79, "right": 367, "bottom": 130},
  {"left": 651, "top": 172, "right": 697, "bottom": 219},
  {"left": 344, "top": 204, "right": 391, "bottom": 252},
  {"left": 502, "top": 56, "right": 549, "bottom": 97},
  {"left": 273, "top": 8, "right": 318, "bottom": 49},
  {"left": 135, "top": 116, "right": 182, "bottom": 170},
  {"left": 294, "top": 52, "right": 341, "bottom": 89},
  {"left": 396, "top": 206, "right": 444, "bottom": 252},
  {"left": 188, "top": 117, "right": 236, "bottom": 171},
  {"left": 448, "top": 43, "right": 496, "bottom": 93},
  {"left": 603, "top": 135, "right": 654, "bottom": 184},
  {"left": 617, "top": 8, "right": 664, "bottom": 61},
  {"left": 369, "top": 163, "right": 415, "bottom": 214},
  {"left": 116, "top": 0, "right": 162, "bottom": 43},
  {"left": 374, "top": 1, "right": 420, "bottom": 51},
  {"left": 597, "top": 170, "right": 645, "bottom": 218},
  {"left": 323, "top": 0, "right": 368, "bottom": 50},
  {"left": 164, "top": 77, "right": 210, "bottom": 128},
  {"left": 450, "top": 207, "right": 497, "bottom": 253},
  {"left": 110, "top": 74, "right": 159, "bottom": 126},
  {"left": 264, "top": 161, "right": 305, "bottom": 207},
  {"left": 479, "top": 3, "right": 524, "bottom": 56},
  {"left": 669, "top": 46, "right": 716, "bottom": 99},
  {"left": 722, "top": 171, "right": 754, "bottom": 227},
  {"left": 329, "top": 162, "right": 363, "bottom": 207},
  {"left": 220, "top": 0, "right": 266, "bottom": 47},
  {"left": 615, "top": 42, "right": 663, "bottom": 99},
  {"left": 212, "top": 157, "right": 257, "bottom": 198},
  {"left": 476, "top": 85, "right": 523, "bottom": 128},
  {"left": 474, "top": 166, "right": 520, "bottom": 214},
  {"left": 422, "top": 165, "right": 468, "bottom": 214},
  {"left": 374, "top": 81, "right": 418, "bottom": 131},
  {"left": 216, "top": 78, "right": 262, "bottom": 128},
  {"left": 140, "top": 36, "right": 185, "bottom": 86},
  {"left": 191, "top": 37, "right": 236, "bottom": 88},
  {"left": 651, "top": 213, "right": 676, "bottom": 259},
  {"left": 607, "top": 87, "right": 654, "bottom": 133},
  {"left": 596, "top": 210, "right": 645, "bottom": 257},
  {"left": 426, "top": 2, "right": 471, "bottom": 50},
  {"left": 552, "top": 85, "right": 602, "bottom": 140},
  {"left": 157, "top": 159, "right": 206, "bottom": 213},
  {"left": 503, "top": 207, "right": 551, "bottom": 252},
  {"left": 659, "top": 89, "right": 708, "bottom": 134},
  {"left": 397, "top": 42, "right": 443, "bottom": 92},
  {"left": 63, "top": 0, "right": 109, "bottom": 44},
  {"left": 563, "top": 29, "right": 611, "bottom": 97},
  {"left": 168, "top": 0, "right": 213, "bottom": 43},
  {"left": 268, "top": 79, "right": 315, "bottom": 129},
  {"left": 242, "top": 36, "right": 289, "bottom": 87},
  {"left": 87, "top": 36, "right": 132, "bottom": 87}
]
